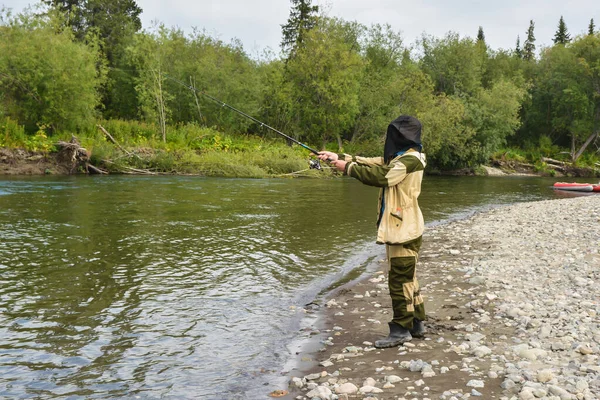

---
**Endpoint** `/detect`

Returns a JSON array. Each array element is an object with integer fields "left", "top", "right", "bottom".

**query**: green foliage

[
  {"left": 515, "top": 36, "right": 523, "bottom": 59},
  {"left": 281, "top": 0, "right": 319, "bottom": 57},
  {"left": 419, "top": 32, "right": 484, "bottom": 95},
  {"left": 284, "top": 17, "right": 364, "bottom": 147},
  {"left": 0, "top": 8, "right": 106, "bottom": 133},
  {"left": 553, "top": 16, "right": 571, "bottom": 45},
  {"left": 524, "top": 20, "right": 536, "bottom": 61},
  {"left": 522, "top": 34, "right": 600, "bottom": 161},
  {"left": 477, "top": 27, "right": 485, "bottom": 43},
  {"left": 0, "top": 117, "right": 54, "bottom": 151}
]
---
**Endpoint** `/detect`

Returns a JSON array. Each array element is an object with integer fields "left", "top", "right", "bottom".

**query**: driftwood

[
  {"left": 97, "top": 125, "right": 141, "bottom": 160},
  {"left": 87, "top": 164, "right": 108, "bottom": 174},
  {"left": 102, "top": 159, "right": 157, "bottom": 175},
  {"left": 55, "top": 137, "right": 89, "bottom": 174},
  {"left": 541, "top": 157, "right": 567, "bottom": 172},
  {"left": 55, "top": 136, "right": 107, "bottom": 175}
]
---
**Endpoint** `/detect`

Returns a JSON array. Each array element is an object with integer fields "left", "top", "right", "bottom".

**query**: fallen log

[
  {"left": 55, "top": 137, "right": 89, "bottom": 174},
  {"left": 97, "top": 125, "right": 141, "bottom": 160},
  {"left": 87, "top": 164, "right": 108, "bottom": 174}
]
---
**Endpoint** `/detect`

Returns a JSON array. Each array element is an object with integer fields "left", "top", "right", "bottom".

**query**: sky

[{"left": 2, "top": 0, "right": 598, "bottom": 57}]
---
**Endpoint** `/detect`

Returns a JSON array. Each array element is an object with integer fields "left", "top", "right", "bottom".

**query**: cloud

[{"left": 2, "top": 0, "right": 598, "bottom": 56}]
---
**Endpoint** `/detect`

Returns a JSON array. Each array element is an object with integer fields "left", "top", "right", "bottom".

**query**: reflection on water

[{"left": 0, "top": 175, "right": 562, "bottom": 398}]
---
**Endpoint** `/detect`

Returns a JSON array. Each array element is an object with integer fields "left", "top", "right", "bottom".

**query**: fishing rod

[{"left": 164, "top": 74, "right": 326, "bottom": 170}]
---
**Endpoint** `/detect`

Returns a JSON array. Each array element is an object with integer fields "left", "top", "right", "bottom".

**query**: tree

[
  {"left": 0, "top": 8, "right": 105, "bottom": 133},
  {"left": 43, "top": 0, "right": 142, "bottom": 62},
  {"left": 419, "top": 32, "right": 484, "bottom": 96},
  {"left": 523, "top": 20, "right": 536, "bottom": 61},
  {"left": 44, "top": 0, "right": 143, "bottom": 120},
  {"left": 526, "top": 36, "right": 600, "bottom": 162},
  {"left": 284, "top": 18, "right": 364, "bottom": 148},
  {"left": 351, "top": 24, "right": 433, "bottom": 143},
  {"left": 515, "top": 35, "right": 522, "bottom": 59},
  {"left": 477, "top": 26, "right": 485, "bottom": 44},
  {"left": 589, "top": 18, "right": 596, "bottom": 35},
  {"left": 280, "top": 0, "right": 319, "bottom": 57},
  {"left": 553, "top": 16, "right": 571, "bottom": 45}
]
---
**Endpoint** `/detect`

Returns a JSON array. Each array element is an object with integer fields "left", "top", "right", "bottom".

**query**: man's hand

[
  {"left": 316, "top": 151, "right": 338, "bottom": 162},
  {"left": 330, "top": 160, "right": 347, "bottom": 172}
]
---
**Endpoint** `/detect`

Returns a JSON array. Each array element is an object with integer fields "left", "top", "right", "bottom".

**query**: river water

[{"left": 0, "top": 175, "right": 568, "bottom": 399}]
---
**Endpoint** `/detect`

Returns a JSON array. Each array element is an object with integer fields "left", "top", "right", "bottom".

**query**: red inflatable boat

[{"left": 553, "top": 182, "right": 597, "bottom": 192}]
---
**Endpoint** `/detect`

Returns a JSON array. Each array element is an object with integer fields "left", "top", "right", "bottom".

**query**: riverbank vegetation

[{"left": 0, "top": 2, "right": 599, "bottom": 177}]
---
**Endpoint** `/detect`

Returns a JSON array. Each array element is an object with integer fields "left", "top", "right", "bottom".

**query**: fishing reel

[{"left": 309, "top": 158, "right": 322, "bottom": 170}]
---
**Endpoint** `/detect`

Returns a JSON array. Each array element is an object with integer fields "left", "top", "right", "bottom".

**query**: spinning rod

[{"left": 165, "top": 75, "right": 326, "bottom": 170}]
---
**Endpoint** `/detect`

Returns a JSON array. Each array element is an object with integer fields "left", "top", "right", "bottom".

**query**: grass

[{"left": 43, "top": 119, "right": 336, "bottom": 177}]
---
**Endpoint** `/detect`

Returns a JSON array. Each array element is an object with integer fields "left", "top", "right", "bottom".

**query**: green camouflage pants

[{"left": 386, "top": 236, "right": 425, "bottom": 330}]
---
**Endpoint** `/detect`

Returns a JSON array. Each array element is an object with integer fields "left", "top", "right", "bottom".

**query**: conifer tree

[
  {"left": 589, "top": 18, "right": 596, "bottom": 35},
  {"left": 553, "top": 16, "right": 571, "bottom": 44},
  {"left": 523, "top": 20, "right": 536, "bottom": 61},
  {"left": 515, "top": 35, "right": 522, "bottom": 59},
  {"left": 477, "top": 26, "right": 485, "bottom": 43},
  {"left": 280, "top": 0, "right": 319, "bottom": 56}
]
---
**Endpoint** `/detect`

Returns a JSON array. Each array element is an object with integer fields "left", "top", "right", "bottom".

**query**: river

[{"left": 0, "top": 175, "right": 569, "bottom": 399}]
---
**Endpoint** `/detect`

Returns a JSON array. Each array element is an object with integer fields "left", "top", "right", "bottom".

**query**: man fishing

[{"left": 316, "top": 115, "right": 427, "bottom": 348}]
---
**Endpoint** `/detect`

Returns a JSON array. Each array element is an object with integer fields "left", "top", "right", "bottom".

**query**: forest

[{"left": 1, "top": 1, "right": 599, "bottom": 176}]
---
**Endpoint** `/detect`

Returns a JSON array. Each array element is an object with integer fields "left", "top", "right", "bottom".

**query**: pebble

[{"left": 335, "top": 383, "right": 358, "bottom": 395}]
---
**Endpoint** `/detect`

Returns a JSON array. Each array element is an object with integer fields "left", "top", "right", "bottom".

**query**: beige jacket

[{"left": 340, "top": 149, "right": 426, "bottom": 244}]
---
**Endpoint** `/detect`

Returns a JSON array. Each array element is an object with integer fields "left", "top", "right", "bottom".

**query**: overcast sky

[{"left": 2, "top": 0, "right": 598, "bottom": 57}]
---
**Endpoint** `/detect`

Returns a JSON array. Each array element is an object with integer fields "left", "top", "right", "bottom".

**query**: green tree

[
  {"left": 43, "top": 0, "right": 142, "bottom": 59},
  {"left": 0, "top": 8, "right": 105, "bottom": 133},
  {"left": 525, "top": 36, "right": 600, "bottom": 161},
  {"left": 280, "top": 0, "right": 319, "bottom": 57},
  {"left": 44, "top": 0, "right": 143, "bottom": 120},
  {"left": 515, "top": 35, "right": 522, "bottom": 59},
  {"left": 553, "top": 16, "right": 571, "bottom": 45},
  {"left": 284, "top": 18, "right": 364, "bottom": 149},
  {"left": 589, "top": 18, "right": 596, "bottom": 35},
  {"left": 523, "top": 20, "right": 536, "bottom": 61},
  {"left": 419, "top": 32, "right": 484, "bottom": 96},
  {"left": 476, "top": 26, "right": 485, "bottom": 44},
  {"left": 463, "top": 79, "right": 526, "bottom": 163},
  {"left": 127, "top": 27, "right": 172, "bottom": 141}
]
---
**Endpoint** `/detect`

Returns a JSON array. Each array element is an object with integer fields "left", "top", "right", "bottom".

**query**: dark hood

[{"left": 383, "top": 115, "right": 422, "bottom": 163}]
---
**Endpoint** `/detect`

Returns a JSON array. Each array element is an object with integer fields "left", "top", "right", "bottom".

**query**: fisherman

[{"left": 316, "top": 115, "right": 426, "bottom": 348}]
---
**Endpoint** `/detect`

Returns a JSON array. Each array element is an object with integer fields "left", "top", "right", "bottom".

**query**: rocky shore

[{"left": 286, "top": 195, "right": 599, "bottom": 400}]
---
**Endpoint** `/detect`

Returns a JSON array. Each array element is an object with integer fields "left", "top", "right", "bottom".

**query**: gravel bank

[{"left": 287, "top": 195, "right": 600, "bottom": 400}]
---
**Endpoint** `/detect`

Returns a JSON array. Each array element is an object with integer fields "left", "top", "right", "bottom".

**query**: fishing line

[{"left": 163, "top": 74, "right": 328, "bottom": 170}]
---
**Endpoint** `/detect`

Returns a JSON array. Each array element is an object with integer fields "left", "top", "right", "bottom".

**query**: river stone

[
  {"left": 306, "top": 385, "right": 332, "bottom": 399},
  {"left": 359, "top": 385, "right": 383, "bottom": 394},
  {"left": 335, "top": 382, "right": 358, "bottom": 395},
  {"left": 482, "top": 166, "right": 505, "bottom": 176},
  {"left": 362, "top": 377, "right": 376, "bottom": 387},
  {"left": 548, "top": 385, "right": 572, "bottom": 399},
  {"left": 385, "top": 375, "right": 402, "bottom": 384},
  {"left": 409, "top": 359, "right": 424, "bottom": 372},
  {"left": 473, "top": 345, "right": 492, "bottom": 358},
  {"left": 291, "top": 377, "right": 304, "bottom": 388},
  {"left": 537, "top": 369, "right": 555, "bottom": 383},
  {"left": 305, "top": 373, "right": 321, "bottom": 381},
  {"left": 518, "top": 388, "right": 535, "bottom": 400},
  {"left": 467, "top": 379, "right": 485, "bottom": 388}
]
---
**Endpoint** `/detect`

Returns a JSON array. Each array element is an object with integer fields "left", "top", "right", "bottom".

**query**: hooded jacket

[{"left": 338, "top": 115, "right": 425, "bottom": 244}]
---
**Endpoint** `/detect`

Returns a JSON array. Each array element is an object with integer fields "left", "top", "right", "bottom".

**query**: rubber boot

[
  {"left": 374, "top": 322, "right": 412, "bottom": 348},
  {"left": 410, "top": 319, "right": 426, "bottom": 338}
]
